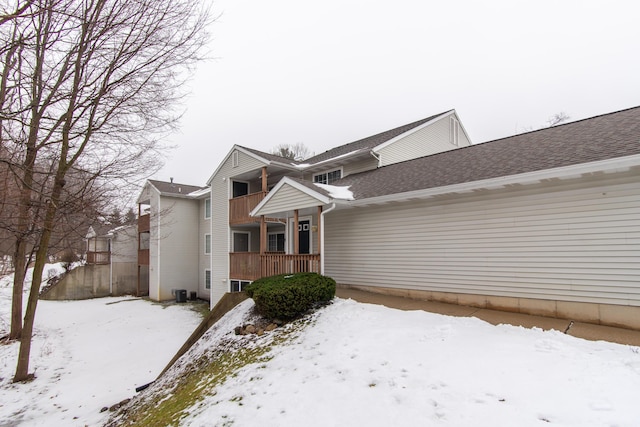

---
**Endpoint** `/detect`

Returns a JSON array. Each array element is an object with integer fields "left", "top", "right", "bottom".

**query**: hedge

[{"left": 245, "top": 273, "right": 336, "bottom": 320}]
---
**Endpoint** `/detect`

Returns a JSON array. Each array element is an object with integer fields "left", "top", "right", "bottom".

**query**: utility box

[
  {"left": 175, "top": 289, "right": 187, "bottom": 303},
  {"left": 189, "top": 291, "right": 197, "bottom": 301}
]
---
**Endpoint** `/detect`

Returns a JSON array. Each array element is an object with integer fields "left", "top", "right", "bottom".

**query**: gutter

[
  {"left": 320, "top": 203, "right": 336, "bottom": 275},
  {"left": 370, "top": 150, "right": 382, "bottom": 168}
]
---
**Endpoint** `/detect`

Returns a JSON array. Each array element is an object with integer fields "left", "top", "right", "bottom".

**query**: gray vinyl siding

[
  {"left": 148, "top": 189, "right": 161, "bottom": 301},
  {"left": 377, "top": 114, "right": 471, "bottom": 166},
  {"left": 258, "top": 184, "right": 323, "bottom": 216},
  {"left": 343, "top": 157, "right": 378, "bottom": 176},
  {"left": 211, "top": 149, "right": 268, "bottom": 305},
  {"left": 155, "top": 197, "right": 200, "bottom": 301},
  {"left": 324, "top": 173, "right": 640, "bottom": 306},
  {"left": 198, "top": 195, "right": 212, "bottom": 300}
]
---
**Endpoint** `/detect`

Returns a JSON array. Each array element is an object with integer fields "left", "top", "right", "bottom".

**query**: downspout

[
  {"left": 320, "top": 203, "right": 336, "bottom": 275},
  {"left": 109, "top": 236, "right": 113, "bottom": 295},
  {"left": 370, "top": 150, "right": 382, "bottom": 167},
  {"left": 157, "top": 196, "right": 161, "bottom": 300}
]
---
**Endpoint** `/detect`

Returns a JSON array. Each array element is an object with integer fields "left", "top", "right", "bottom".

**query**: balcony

[
  {"left": 138, "top": 214, "right": 150, "bottom": 232},
  {"left": 230, "top": 252, "right": 321, "bottom": 281},
  {"left": 87, "top": 251, "right": 110, "bottom": 265},
  {"left": 229, "top": 192, "right": 267, "bottom": 224}
]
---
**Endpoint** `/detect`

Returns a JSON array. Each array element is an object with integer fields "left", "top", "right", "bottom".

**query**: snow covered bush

[{"left": 245, "top": 273, "right": 336, "bottom": 320}]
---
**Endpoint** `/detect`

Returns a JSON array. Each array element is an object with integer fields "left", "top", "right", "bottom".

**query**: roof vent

[{"left": 170, "top": 177, "right": 174, "bottom": 185}]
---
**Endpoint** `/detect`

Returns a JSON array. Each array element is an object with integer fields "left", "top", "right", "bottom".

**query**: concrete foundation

[{"left": 338, "top": 284, "right": 640, "bottom": 331}]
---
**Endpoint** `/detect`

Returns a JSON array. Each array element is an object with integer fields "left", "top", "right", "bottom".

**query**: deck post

[
  {"left": 294, "top": 209, "right": 299, "bottom": 255},
  {"left": 317, "top": 205, "right": 322, "bottom": 255}
]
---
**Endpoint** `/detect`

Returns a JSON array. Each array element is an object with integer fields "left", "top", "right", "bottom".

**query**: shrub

[{"left": 245, "top": 273, "right": 336, "bottom": 320}]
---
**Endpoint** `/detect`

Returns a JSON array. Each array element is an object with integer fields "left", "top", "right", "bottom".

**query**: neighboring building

[
  {"left": 42, "top": 223, "right": 139, "bottom": 300},
  {"left": 137, "top": 179, "right": 210, "bottom": 301},
  {"left": 85, "top": 224, "right": 112, "bottom": 265},
  {"left": 142, "top": 107, "right": 640, "bottom": 329}
]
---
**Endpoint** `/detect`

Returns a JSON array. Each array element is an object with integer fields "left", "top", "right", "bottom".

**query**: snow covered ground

[
  {"left": 174, "top": 299, "right": 640, "bottom": 427},
  {"left": 0, "top": 265, "right": 203, "bottom": 426},
  {"left": 3, "top": 266, "right": 640, "bottom": 427}
]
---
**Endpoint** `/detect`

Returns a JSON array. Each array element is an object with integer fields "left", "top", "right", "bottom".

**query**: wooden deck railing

[
  {"left": 87, "top": 251, "right": 110, "bottom": 265},
  {"left": 230, "top": 252, "right": 321, "bottom": 281},
  {"left": 230, "top": 252, "right": 261, "bottom": 280},
  {"left": 138, "top": 249, "right": 150, "bottom": 265},
  {"left": 229, "top": 192, "right": 267, "bottom": 224},
  {"left": 138, "top": 214, "right": 150, "bottom": 232}
]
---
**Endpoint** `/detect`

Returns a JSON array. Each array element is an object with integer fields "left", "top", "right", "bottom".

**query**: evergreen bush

[{"left": 245, "top": 273, "right": 336, "bottom": 319}]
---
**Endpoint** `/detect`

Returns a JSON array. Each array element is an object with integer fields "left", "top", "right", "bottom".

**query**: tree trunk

[
  {"left": 9, "top": 240, "right": 26, "bottom": 339},
  {"left": 13, "top": 175, "right": 64, "bottom": 382}
]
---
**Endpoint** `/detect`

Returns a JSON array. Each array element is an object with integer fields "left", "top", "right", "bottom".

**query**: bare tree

[
  {"left": 0, "top": 0, "right": 211, "bottom": 382},
  {"left": 546, "top": 112, "right": 570, "bottom": 127},
  {"left": 272, "top": 142, "right": 312, "bottom": 161},
  {"left": 518, "top": 111, "right": 571, "bottom": 134}
]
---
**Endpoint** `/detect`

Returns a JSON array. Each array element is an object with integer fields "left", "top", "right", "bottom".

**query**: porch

[{"left": 230, "top": 252, "right": 321, "bottom": 281}]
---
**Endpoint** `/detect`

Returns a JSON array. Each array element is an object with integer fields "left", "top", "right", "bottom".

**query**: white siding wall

[
  {"left": 198, "top": 195, "right": 212, "bottom": 300},
  {"left": 111, "top": 225, "right": 137, "bottom": 263},
  {"left": 343, "top": 157, "right": 379, "bottom": 176},
  {"left": 377, "top": 114, "right": 471, "bottom": 166},
  {"left": 156, "top": 197, "right": 200, "bottom": 301},
  {"left": 211, "top": 150, "right": 267, "bottom": 305},
  {"left": 325, "top": 173, "right": 640, "bottom": 306},
  {"left": 259, "top": 184, "right": 323, "bottom": 216},
  {"left": 148, "top": 190, "right": 161, "bottom": 301}
]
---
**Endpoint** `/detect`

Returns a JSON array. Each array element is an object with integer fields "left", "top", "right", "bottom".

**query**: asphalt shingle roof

[
  {"left": 305, "top": 111, "right": 450, "bottom": 164},
  {"left": 149, "top": 179, "right": 207, "bottom": 196},
  {"left": 336, "top": 106, "right": 640, "bottom": 200}
]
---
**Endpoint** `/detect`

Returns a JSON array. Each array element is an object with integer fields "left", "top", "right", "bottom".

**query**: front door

[{"left": 298, "top": 220, "right": 310, "bottom": 254}]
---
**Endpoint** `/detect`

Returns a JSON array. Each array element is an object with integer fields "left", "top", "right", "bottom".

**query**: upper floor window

[
  {"left": 313, "top": 168, "right": 342, "bottom": 185},
  {"left": 204, "top": 198, "right": 211, "bottom": 219}
]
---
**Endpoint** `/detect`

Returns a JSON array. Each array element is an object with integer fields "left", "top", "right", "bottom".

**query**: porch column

[
  {"left": 261, "top": 167, "right": 268, "bottom": 193},
  {"left": 260, "top": 215, "right": 266, "bottom": 255},
  {"left": 317, "top": 205, "right": 322, "bottom": 255},
  {"left": 294, "top": 209, "right": 299, "bottom": 254}
]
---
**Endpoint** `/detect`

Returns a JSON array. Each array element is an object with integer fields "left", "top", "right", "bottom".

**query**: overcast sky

[{"left": 154, "top": 0, "right": 640, "bottom": 186}]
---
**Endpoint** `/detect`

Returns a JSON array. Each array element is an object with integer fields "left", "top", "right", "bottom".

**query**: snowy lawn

[
  {"left": 125, "top": 298, "right": 640, "bottom": 427},
  {"left": 3, "top": 266, "right": 640, "bottom": 427},
  {"left": 0, "top": 265, "right": 204, "bottom": 427}
]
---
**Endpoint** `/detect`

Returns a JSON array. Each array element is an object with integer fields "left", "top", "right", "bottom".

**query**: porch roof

[{"left": 250, "top": 177, "right": 334, "bottom": 217}]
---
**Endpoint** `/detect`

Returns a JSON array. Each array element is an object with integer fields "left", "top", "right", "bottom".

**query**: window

[
  {"left": 231, "top": 280, "right": 251, "bottom": 292},
  {"left": 313, "top": 168, "right": 342, "bottom": 185},
  {"left": 204, "top": 198, "right": 211, "bottom": 219},
  {"left": 268, "top": 232, "right": 285, "bottom": 252},
  {"left": 205, "top": 269, "right": 211, "bottom": 289},
  {"left": 450, "top": 116, "right": 460, "bottom": 146},
  {"left": 232, "top": 181, "right": 249, "bottom": 198},
  {"left": 232, "top": 231, "right": 250, "bottom": 252},
  {"left": 139, "top": 232, "right": 150, "bottom": 250},
  {"left": 205, "top": 234, "right": 211, "bottom": 254}
]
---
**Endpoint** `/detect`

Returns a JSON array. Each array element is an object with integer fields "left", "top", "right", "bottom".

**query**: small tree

[{"left": 124, "top": 207, "right": 136, "bottom": 224}]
